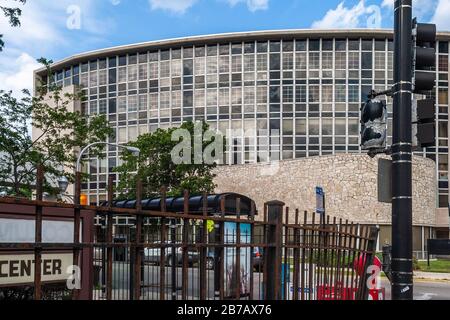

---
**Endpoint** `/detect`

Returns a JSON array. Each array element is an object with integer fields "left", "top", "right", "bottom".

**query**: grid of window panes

[{"left": 46, "top": 37, "right": 450, "bottom": 208}]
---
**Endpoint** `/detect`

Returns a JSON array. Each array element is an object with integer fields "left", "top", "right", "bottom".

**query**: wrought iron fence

[{"left": 0, "top": 167, "right": 378, "bottom": 300}]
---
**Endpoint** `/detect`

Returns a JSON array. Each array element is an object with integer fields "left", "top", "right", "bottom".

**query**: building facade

[
  {"left": 34, "top": 29, "right": 450, "bottom": 223},
  {"left": 214, "top": 153, "right": 444, "bottom": 257}
]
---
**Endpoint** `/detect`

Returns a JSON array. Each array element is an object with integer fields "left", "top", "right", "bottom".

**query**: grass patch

[{"left": 417, "top": 260, "right": 450, "bottom": 273}]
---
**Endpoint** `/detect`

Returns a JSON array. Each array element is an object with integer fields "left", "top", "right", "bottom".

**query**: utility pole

[
  {"left": 364, "top": 1, "right": 436, "bottom": 300},
  {"left": 392, "top": 0, "right": 414, "bottom": 300}
]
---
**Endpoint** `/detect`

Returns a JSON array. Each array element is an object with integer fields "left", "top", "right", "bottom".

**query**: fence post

[
  {"left": 292, "top": 210, "right": 300, "bottom": 301},
  {"left": 213, "top": 197, "right": 226, "bottom": 300},
  {"left": 33, "top": 164, "right": 44, "bottom": 300},
  {"left": 249, "top": 201, "right": 256, "bottom": 300},
  {"left": 182, "top": 190, "right": 190, "bottom": 300},
  {"left": 265, "top": 200, "right": 284, "bottom": 300},
  {"left": 199, "top": 192, "right": 208, "bottom": 300},
  {"left": 160, "top": 187, "right": 167, "bottom": 300},
  {"left": 133, "top": 178, "right": 143, "bottom": 300},
  {"left": 170, "top": 217, "right": 177, "bottom": 300},
  {"left": 106, "top": 175, "right": 114, "bottom": 300},
  {"left": 235, "top": 198, "right": 241, "bottom": 300},
  {"left": 72, "top": 170, "right": 82, "bottom": 300}
]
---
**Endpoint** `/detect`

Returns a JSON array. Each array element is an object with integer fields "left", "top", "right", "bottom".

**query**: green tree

[
  {"left": 115, "top": 121, "right": 223, "bottom": 199},
  {"left": 0, "top": 0, "right": 26, "bottom": 51},
  {"left": 0, "top": 58, "right": 113, "bottom": 197}
]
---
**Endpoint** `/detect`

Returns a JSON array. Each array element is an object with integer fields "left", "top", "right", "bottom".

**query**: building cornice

[{"left": 35, "top": 28, "right": 450, "bottom": 77}]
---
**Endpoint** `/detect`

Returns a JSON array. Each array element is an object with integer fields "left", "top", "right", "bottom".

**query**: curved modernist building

[{"left": 34, "top": 29, "right": 450, "bottom": 239}]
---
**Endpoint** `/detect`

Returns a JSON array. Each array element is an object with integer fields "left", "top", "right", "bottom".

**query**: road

[
  {"left": 381, "top": 279, "right": 450, "bottom": 300},
  {"left": 94, "top": 262, "right": 450, "bottom": 300},
  {"left": 94, "top": 262, "right": 266, "bottom": 300}
]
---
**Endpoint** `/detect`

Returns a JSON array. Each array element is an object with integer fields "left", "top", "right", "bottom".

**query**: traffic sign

[{"left": 316, "top": 187, "right": 325, "bottom": 215}]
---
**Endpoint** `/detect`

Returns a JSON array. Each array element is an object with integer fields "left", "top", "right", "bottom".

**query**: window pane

[{"left": 335, "top": 119, "right": 346, "bottom": 135}]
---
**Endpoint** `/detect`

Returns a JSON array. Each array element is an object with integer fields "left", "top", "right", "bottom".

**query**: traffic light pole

[{"left": 392, "top": 0, "right": 414, "bottom": 300}]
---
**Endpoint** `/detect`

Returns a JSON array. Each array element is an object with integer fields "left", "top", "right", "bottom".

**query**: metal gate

[{"left": 0, "top": 169, "right": 378, "bottom": 301}]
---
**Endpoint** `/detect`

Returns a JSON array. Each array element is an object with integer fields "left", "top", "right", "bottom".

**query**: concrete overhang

[{"left": 34, "top": 28, "right": 450, "bottom": 78}]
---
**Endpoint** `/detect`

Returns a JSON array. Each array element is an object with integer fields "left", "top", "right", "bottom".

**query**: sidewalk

[{"left": 414, "top": 271, "right": 450, "bottom": 281}]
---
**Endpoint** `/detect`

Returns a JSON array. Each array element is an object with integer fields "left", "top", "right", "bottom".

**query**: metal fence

[{"left": 0, "top": 168, "right": 378, "bottom": 301}]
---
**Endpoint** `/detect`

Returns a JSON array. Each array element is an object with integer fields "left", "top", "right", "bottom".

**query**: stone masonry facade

[{"left": 214, "top": 154, "right": 437, "bottom": 226}]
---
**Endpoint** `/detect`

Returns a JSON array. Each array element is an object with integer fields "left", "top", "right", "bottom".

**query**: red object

[
  {"left": 317, "top": 254, "right": 385, "bottom": 301},
  {"left": 368, "top": 288, "right": 385, "bottom": 300},
  {"left": 317, "top": 284, "right": 358, "bottom": 300},
  {"left": 354, "top": 254, "right": 382, "bottom": 276},
  {"left": 317, "top": 286, "right": 385, "bottom": 301}
]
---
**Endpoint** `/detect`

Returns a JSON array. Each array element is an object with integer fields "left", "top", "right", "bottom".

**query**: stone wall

[{"left": 214, "top": 154, "right": 437, "bottom": 226}]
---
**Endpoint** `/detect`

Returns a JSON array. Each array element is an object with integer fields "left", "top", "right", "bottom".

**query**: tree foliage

[
  {"left": 115, "top": 121, "right": 222, "bottom": 199},
  {"left": 0, "top": 58, "right": 113, "bottom": 197},
  {"left": 0, "top": 0, "right": 26, "bottom": 51}
]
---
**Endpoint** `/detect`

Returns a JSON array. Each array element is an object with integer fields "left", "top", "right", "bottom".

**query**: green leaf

[
  {"left": 0, "top": 58, "right": 112, "bottom": 198},
  {"left": 114, "top": 121, "right": 222, "bottom": 199}
]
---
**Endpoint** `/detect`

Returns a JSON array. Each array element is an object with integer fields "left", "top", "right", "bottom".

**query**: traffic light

[
  {"left": 412, "top": 19, "right": 437, "bottom": 93},
  {"left": 412, "top": 19, "right": 437, "bottom": 148},
  {"left": 413, "top": 99, "right": 436, "bottom": 148},
  {"left": 361, "top": 99, "right": 387, "bottom": 150}
]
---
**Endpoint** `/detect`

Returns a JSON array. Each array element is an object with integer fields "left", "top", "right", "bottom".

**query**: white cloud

[
  {"left": 0, "top": 0, "right": 115, "bottom": 52},
  {"left": 311, "top": 1, "right": 381, "bottom": 29},
  {"left": 0, "top": 1, "right": 61, "bottom": 97},
  {"left": 0, "top": 0, "right": 117, "bottom": 100},
  {"left": 43, "top": 1, "right": 116, "bottom": 37},
  {"left": 382, "top": 0, "right": 438, "bottom": 21},
  {"left": 227, "top": 0, "right": 269, "bottom": 12},
  {"left": 432, "top": 0, "right": 450, "bottom": 31},
  {"left": 0, "top": 51, "right": 41, "bottom": 98},
  {"left": 148, "top": 0, "right": 269, "bottom": 14},
  {"left": 149, "top": 0, "right": 198, "bottom": 14},
  {"left": 313, "top": 0, "right": 443, "bottom": 30},
  {"left": 0, "top": 1, "right": 62, "bottom": 51}
]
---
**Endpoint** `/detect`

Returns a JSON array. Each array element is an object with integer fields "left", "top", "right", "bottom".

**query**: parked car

[
  {"left": 144, "top": 243, "right": 264, "bottom": 271},
  {"left": 144, "top": 242, "right": 199, "bottom": 267},
  {"left": 203, "top": 247, "right": 264, "bottom": 272}
]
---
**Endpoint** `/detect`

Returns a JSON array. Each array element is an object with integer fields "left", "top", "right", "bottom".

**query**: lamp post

[
  {"left": 76, "top": 142, "right": 140, "bottom": 173},
  {"left": 74, "top": 142, "right": 141, "bottom": 205},
  {"left": 57, "top": 176, "right": 75, "bottom": 203}
]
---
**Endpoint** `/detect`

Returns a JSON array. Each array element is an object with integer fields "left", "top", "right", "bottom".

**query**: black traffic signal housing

[
  {"left": 361, "top": 99, "right": 387, "bottom": 150},
  {"left": 414, "top": 99, "right": 436, "bottom": 148},
  {"left": 412, "top": 19, "right": 437, "bottom": 93}
]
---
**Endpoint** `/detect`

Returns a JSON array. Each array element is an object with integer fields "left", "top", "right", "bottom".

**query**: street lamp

[
  {"left": 57, "top": 175, "right": 75, "bottom": 203},
  {"left": 58, "top": 176, "right": 70, "bottom": 194},
  {"left": 74, "top": 142, "right": 141, "bottom": 205},
  {"left": 76, "top": 142, "right": 140, "bottom": 173}
]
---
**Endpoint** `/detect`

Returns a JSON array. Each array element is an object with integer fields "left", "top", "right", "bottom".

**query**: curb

[
  {"left": 414, "top": 272, "right": 450, "bottom": 282},
  {"left": 414, "top": 278, "right": 450, "bottom": 283}
]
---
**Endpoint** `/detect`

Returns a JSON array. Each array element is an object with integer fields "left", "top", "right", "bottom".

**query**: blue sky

[{"left": 0, "top": 0, "right": 449, "bottom": 97}]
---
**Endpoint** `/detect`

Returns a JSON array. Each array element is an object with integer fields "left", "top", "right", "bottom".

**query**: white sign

[
  {"left": 315, "top": 187, "right": 325, "bottom": 214},
  {"left": 0, "top": 253, "right": 73, "bottom": 286},
  {"left": 224, "top": 222, "right": 251, "bottom": 298},
  {"left": 289, "top": 263, "right": 317, "bottom": 300},
  {"left": 0, "top": 218, "right": 77, "bottom": 243}
]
